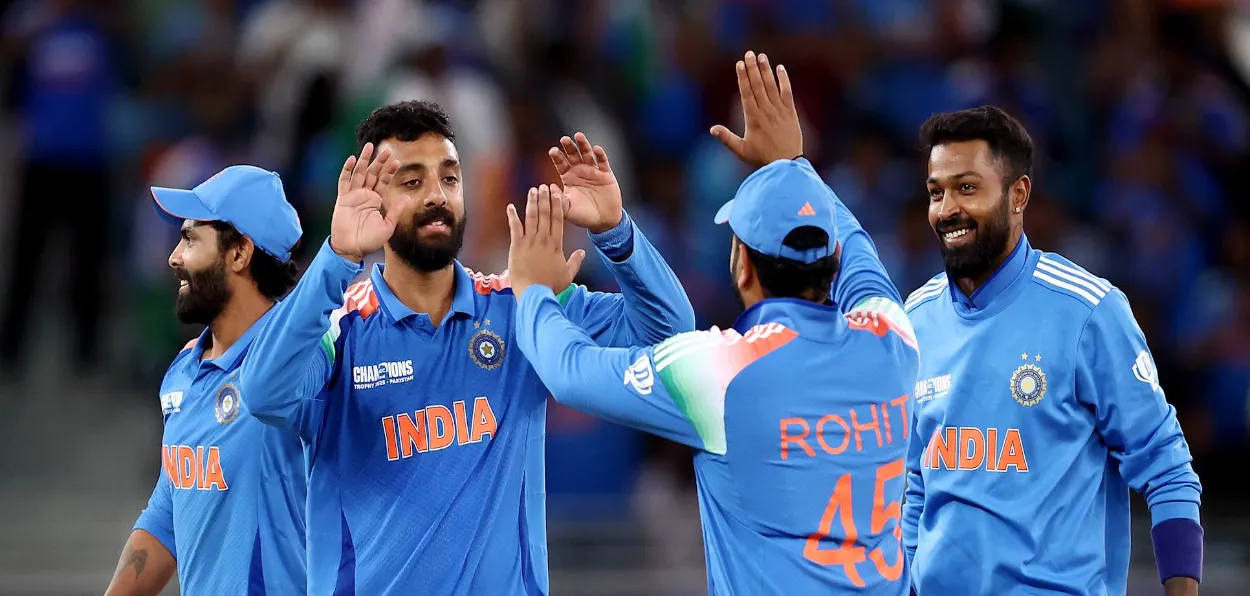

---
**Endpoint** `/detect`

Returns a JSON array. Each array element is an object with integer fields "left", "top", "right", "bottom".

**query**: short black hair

[
  {"left": 355, "top": 100, "right": 456, "bottom": 152},
  {"left": 210, "top": 222, "right": 299, "bottom": 300},
  {"left": 919, "top": 106, "right": 1034, "bottom": 183},
  {"left": 740, "top": 226, "right": 840, "bottom": 302}
]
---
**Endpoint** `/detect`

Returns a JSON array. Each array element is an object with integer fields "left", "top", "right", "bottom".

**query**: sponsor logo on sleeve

[{"left": 623, "top": 354, "right": 654, "bottom": 396}]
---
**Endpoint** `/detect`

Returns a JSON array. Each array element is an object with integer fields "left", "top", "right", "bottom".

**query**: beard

[
  {"left": 388, "top": 206, "right": 467, "bottom": 272},
  {"left": 174, "top": 258, "right": 231, "bottom": 326},
  {"left": 935, "top": 192, "right": 1012, "bottom": 280}
]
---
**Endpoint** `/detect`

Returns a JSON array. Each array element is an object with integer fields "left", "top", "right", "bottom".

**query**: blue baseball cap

[
  {"left": 151, "top": 165, "right": 302, "bottom": 262},
  {"left": 714, "top": 158, "right": 838, "bottom": 263}
]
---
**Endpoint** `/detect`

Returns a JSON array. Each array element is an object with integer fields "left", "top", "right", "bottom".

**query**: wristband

[{"left": 1152, "top": 518, "right": 1203, "bottom": 583}]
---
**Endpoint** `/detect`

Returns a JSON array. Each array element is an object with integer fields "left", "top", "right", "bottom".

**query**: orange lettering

[
  {"left": 868, "top": 458, "right": 905, "bottom": 581},
  {"left": 816, "top": 414, "right": 851, "bottom": 455},
  {"left": 161, "top": 445, "right": 177, "bottom": 484},
  {"left": 396, "top": 411, "right": 428, "bottom": 457},
  {"left": 880, "top": 402, "right": 893, "bottom": 444},
  {"left": 382, "top": 416, "right": 399, "bottom": 461},
  {"left": 850, "top": 405, "right": 883, "bottom": 451},
  {"left": 177, "top": 445, "right": 196, "bottom": 489},
  {"left": 958, "top": 427, "right": 985, "bottom": 471},
  {"left": 780, "top": 418, "right": 816, "bottom": 460},
  {"left": 196, "top": 446, "right": 208, "bottom": 489},
  {"left": 426, "top": 405, "right": 455, "bottom": 451},
  {"left": 889, "top": 394, "right": 910, "bottom": 438},
  {"left": 804, "top": 474, "right": 867, "bottom": 586},
  {"left": 985, "top": 428, "right": 998, "bottom": 471},
  {"left": 997, "top": 429, "right": 1028, "bottom": 472},
  {"left": 453, "top": 400, "right": 470, "bottom": 445},
  {"left": 469, "top": 397, "right": 497, "bottom": 443},
  {"left": 927, "top": 428, "right": 957, "bottom": 470},
  {"left": 202, "top": 447, "right": 227, "bottom": 490}
]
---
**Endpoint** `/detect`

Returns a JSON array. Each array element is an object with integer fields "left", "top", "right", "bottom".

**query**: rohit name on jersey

[
  {"left": 353, "top": 359, "right": 415, "bottom": 390},
  {"left": 162, "top": 444, "right": 229, "bottom": 490}
]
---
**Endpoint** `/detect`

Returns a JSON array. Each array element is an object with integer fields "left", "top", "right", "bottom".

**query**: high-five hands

[
  {"left": 710, "top": 50, "right": 804, "bottom": 168},
  {"left": 549, "top": 133, "right": 623, "bottom": 234},
  {"left": 507, "top": 185, "right": 587, "bottom": 300},
  {"left": 329, "top": 142, "right": 414, "bottom": 263}
]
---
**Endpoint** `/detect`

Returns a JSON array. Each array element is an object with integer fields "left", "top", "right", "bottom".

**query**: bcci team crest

[
  {"left": 470, "top": 328, "right": 505, "bottom": 370},
  {"left": 215, "top": 383, "right": 241, "bottom": 424},
  {"left": 1010, "top": 353, "right": 1047, "bottom": 407}
]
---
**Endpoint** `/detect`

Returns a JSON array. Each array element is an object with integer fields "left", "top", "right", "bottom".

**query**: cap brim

[
  {"left": 713, "top": 199, "right": 734, "bottom": 225},
  {"left": 150, "top": 187, "right": 215, "bottom": 225}
]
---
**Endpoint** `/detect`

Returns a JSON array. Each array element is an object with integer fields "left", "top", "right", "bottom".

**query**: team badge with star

[
  {"left": 469, "top": 320, "right": 505, "bottom": 371},
  {"left": 215, "top": 383, "right": 242, "bottom": 424},
  {"left": 1010, "top": 352, "right": 1047, "bottom": 407}
]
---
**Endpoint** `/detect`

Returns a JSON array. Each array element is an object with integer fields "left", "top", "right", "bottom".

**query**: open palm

[
  {"left": 330, "top": 143, "right": 412, "bottom": 260},
  {"left": 549, "top": 132, "right": 622, "bottom": 234}
]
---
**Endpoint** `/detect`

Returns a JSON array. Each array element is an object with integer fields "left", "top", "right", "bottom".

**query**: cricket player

[
  {"left": 901, "top": 106, "right": 1203, "bottom": 596},
  {"left": 105, "top": 166, "right": 307, "bottom": 595},
  {"left": 508, "top": 52, "right": 918, "bottom": 595},
  {"left": 238, "top": 100, "right": 695, "bottom": 595}
]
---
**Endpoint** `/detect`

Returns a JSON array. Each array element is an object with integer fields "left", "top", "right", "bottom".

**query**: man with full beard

[
  {"left": 239, "top": 100, "right": 694, "bottom": 595},
  {"left": 106, "top": 166, "right": 308, "bottom": 595},
  {"left": 900, "top": 106, "right": 1203, "bottom": 596}
]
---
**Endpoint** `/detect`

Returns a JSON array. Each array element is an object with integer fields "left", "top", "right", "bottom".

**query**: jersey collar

[
  {"left": 370, "top": 261, "right": 477, "bottom": 324},
  {"left": 189, "top": 304, "right": 277, "bottom": 372},
  {"left": 734, "top": 297, "right": 842, "bottom": 339},
  {"left": 949, "top": 234, "right": 1031, "bottom": 311}
]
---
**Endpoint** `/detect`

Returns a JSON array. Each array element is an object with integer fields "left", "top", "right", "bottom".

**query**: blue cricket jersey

[
  {"left": 900, "top": 236, "right": 1202, "bottom": 595},
  {"left": 239, "top": 213, "right": 694, "bottom": 595},
  {"left": 515, "top": 195, "right": 920, "bottom": 595},
  {"left": 133, "top": 307, "right": 307, "bottom": 595}
]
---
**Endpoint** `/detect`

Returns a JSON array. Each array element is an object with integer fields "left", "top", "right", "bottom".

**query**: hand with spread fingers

[
  {"left": 329, "top": 142, "right": 413, "bottom": 263},
  {"left": 548, "top": 132, "right": 623, "bottom": 234},
  {"left": 710, "top": 50, "right": 804, "bottom": 168},
  {"left": 506, "top": 184, "right": 588, "bottom": 300}
]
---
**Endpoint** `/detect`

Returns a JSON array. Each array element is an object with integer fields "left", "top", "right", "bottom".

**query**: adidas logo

[{"left": 797, "top": 202, "right": 816, "bottom": 216}]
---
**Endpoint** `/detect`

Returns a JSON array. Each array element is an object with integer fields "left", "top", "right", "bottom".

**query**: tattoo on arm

[{"left": 126, "top": 549, "right": 148, "bottom": 578}]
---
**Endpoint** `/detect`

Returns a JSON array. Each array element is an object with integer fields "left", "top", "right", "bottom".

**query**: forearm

[
  {"left": 590, "top": 210, "right": 695, "bottom": 341},
  {"left": 104, "top": 530, "right": 175, "bottom": 596},
  {"left": 1164, "top": 576, "right": 1199, "bottom": 596}
]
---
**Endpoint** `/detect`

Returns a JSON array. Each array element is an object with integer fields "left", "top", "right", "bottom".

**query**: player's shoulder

[
  {"left": 845, "top": 296, "right": 918, "bottom": 352},
  {"left": 341, "top": 279, "right": 382, "bottom": 318},
  {"left": 653, "top": 324, "right": 799, "bottom": 373},
  {"left": 463, "top": 266, "right": 515, "bottom": 297},
  {"left": 1029, "top": 251, "right": 1121, "bottom": 311},
  {"left": 904, "top": 272, "right": 949, "bottom": 313}
]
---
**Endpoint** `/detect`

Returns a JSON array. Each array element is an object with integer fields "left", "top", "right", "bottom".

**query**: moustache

[
  {"left": 935, "top": 216, "right": 977, "bottom": 234},
  {"left": 413, "top": 207, "right": 456, "bottom": 228},
  {"left": 174, "top": 268, "right": 191, "bottom": 282}
]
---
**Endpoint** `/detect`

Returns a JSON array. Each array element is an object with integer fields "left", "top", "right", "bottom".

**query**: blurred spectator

[{"left": 0, "top": 0, "right": 122, "bottom": 378}]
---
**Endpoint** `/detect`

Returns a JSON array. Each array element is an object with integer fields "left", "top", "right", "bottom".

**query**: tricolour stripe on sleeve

[{"left": 655, "top": 324, "right": 798, "bottom": 455}]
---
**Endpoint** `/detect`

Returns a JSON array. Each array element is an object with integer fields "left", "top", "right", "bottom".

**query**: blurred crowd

[{"left": 1, "top": 0, "right": 1248, "bottom": 516}]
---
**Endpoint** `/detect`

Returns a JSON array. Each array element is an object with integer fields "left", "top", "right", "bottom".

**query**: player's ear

[
  {"left": 735, "top": 241, "right": 754, "bottom": 290},
  {"left": 228, "top": 237, "right": 255, "bottom": 274},
  {"left": 1011, "top": 175, "right": 1031, "bottom": 214}
]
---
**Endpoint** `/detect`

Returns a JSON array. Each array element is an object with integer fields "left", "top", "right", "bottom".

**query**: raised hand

[
  {"left": 549, "top": 133, "right": 623, "bottom": 234},
  {"left": 506, "top": 184, "right": 587, "bottom": 299},
  {"left": 329, "top": 143, "right": 413, "bottom": 262},
  {"left": 710, "top": 51, "right": 803, "bottom": 169}
]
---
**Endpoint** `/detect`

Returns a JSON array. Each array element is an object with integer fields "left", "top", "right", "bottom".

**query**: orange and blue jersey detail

[
  {"left": 514, "top": 189, "right": 919, "bottom": 595},
  {"left": 134, "top": 306, "right": 307, "bottom": 595},
  {"left": 240, "top": 221, "right": 694, "bottom": 596}
]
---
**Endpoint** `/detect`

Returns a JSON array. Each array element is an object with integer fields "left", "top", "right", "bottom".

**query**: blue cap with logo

[
  {"left": 714, "top": 158, "right": 838, "bottom": 263},
  {"left": 151, "top": 165, "right": 302, "bottom": 262}
]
